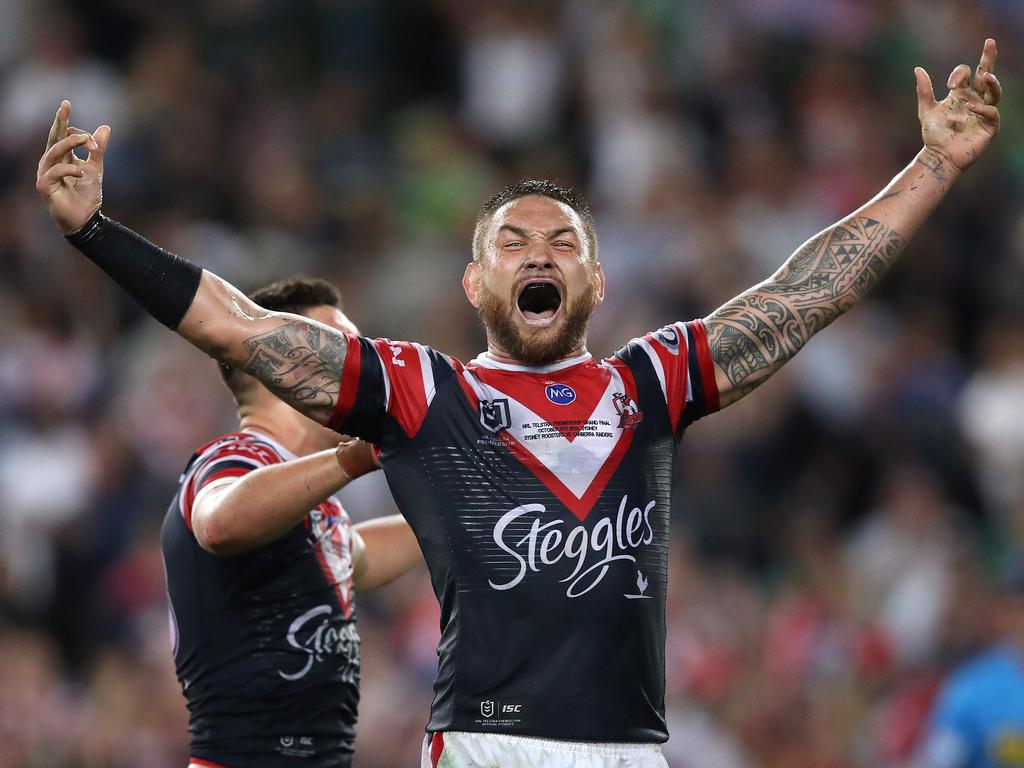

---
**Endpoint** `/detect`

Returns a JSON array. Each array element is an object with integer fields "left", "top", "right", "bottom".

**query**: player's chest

[{"left": 460, "top": 364, "right": 646, "bottom": 521}]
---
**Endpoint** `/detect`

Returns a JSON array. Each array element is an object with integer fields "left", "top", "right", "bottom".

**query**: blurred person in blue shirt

[{"left": 920, "top": 559, "right": 1024, "bottom": 768}]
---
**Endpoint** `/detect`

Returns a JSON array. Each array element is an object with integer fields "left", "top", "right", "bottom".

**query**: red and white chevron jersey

[
  {"left": 327, "top": 320, "right": 719, "bottom": 744},
  {"left": 161, "top": 431, "right": 360, "bottom": 767}
]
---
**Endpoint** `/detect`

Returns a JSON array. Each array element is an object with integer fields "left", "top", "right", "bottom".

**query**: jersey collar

[{"left": 470, "top": 350, "right": 593, "bottom": 374}]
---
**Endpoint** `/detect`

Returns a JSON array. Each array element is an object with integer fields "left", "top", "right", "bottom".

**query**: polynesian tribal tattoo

[
  {"left": 241, "top": 320, "right": 347, "bottom": 422},
  {"left": 706, "top": 216, "right": 906, "bottom": 400}
]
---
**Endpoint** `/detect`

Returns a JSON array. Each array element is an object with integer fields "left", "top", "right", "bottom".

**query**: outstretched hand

[
  {"left": 35, "top": 100, "right": 111, "bottom": 234},
  {"left": 916, "top": 38, "right": 1001, "bottom": 173}
]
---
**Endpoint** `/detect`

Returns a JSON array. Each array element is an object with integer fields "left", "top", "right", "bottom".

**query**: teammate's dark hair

[
  {"left": 248, "top": 275, "right": 341, "bottom": 315},
  {"left": 472, "top": 180, "right": 598, "bottom": 263},
  {"left": 218, "top": 275, "right": 342, "bottom": 395}
]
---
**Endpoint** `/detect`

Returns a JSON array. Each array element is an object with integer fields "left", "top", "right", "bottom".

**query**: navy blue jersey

[
  {"left": 161, "top": 431, "right": 359, "bottom": 767},
  {"left": 327, "top": 321, "right": 719, "bottom": 743}
]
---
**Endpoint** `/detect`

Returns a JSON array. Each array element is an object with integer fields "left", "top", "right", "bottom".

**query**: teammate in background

[
  {"left": 918, "top": 560, "right": 1024, "bottom": 768},
  {"left": 38, "top": 39, "right": 1001, "bottom": 768},
  {"left": 163, "top": 275, "right": 422, "bottom": 768}
]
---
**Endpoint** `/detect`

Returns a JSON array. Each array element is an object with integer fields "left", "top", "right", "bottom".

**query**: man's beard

[{"left": 477, "top": 280, "right": 596, "bottom": 367}]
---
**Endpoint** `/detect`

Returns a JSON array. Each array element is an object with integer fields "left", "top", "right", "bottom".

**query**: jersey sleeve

[
  {"left": 326, "top": 335, "right": 444, "bottom": 443},
  {"left": 177, "top": 437, "right": 282, "bottom": 533},
  {"left": 613, "top": 319, "right": 720, "bottom": 436}
]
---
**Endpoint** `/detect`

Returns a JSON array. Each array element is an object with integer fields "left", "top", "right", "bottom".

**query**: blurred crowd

[{"left": 2, "top": 0, "right": 1024, "bottom": 766}]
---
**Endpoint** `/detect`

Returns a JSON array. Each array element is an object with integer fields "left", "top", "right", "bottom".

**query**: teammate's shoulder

[
  {"left": 190, "top": 431, "right": 285, "bottom": 468},
  {"left": 192, "top": 431, "right": 254, "bottom": 455}
]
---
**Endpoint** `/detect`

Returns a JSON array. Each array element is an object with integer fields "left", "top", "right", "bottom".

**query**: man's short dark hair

[
  {"left": 472, "top": 180, "right": 598, "bottom": 263},
  {"left": 218, "top": 275, "right": 342, "bottom": 393}
]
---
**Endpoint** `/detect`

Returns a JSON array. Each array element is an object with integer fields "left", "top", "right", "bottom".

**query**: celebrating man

[{"left": 37, "top": 40, "right": 1001, "bottom": 768}]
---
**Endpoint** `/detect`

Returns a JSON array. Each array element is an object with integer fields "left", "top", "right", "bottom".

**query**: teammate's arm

[
  {"left": 36, "top": 101, "right": 350, "bottom": 426},
  {"left": 704, "top": 39, "right": 1001, "bottom": 408},
  {"left": 192, "top": 439, "right": 379, "bottom": 556},
  {"left": 351, "top": 515, "right": 423, "bottom": 591}
]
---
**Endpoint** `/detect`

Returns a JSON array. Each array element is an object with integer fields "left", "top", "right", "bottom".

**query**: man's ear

[
  {"left": 463, "top": 262, "right": 481, "bottom": 308},
  {"left": 592, "top": 262, "right": 606, "bottom": 306}
]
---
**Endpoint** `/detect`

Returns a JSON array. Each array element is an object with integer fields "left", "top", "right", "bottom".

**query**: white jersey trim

[
  {"left": 414, "top": 342, "right": 437, "bottom": 407},
  {"left": 471, "top": 350, "right": 592, "bottom": 373}
]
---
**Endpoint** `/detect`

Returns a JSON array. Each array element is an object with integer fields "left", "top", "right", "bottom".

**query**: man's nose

[{"left": 522, "top": 243, "right": 554, "bottom": 269}]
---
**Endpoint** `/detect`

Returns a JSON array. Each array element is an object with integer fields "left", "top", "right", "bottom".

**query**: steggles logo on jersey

[
  {"left": 613, "top": 392, "right": 643, "bottom": 430},
  {"left": 479, "top": 398, "right": 512, "bottom": 433},
  {"left": 278, "top": 604, "right": 360, "bottom": 683},
  {"left": 545, "top": 383, "right": 576, "bottom": 405},
  {"left": 489, "top": 494, "right": 656, "bottom": 598}
]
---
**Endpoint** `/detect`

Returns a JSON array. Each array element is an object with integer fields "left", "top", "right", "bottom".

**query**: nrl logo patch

[{"left": 479, "top": 398, "right": 512, "bottom": 433}]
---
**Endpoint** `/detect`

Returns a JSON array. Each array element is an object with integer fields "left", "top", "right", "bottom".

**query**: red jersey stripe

[
  {"left": 689, "top": 320, "right": 720, "bottom": 414},
  {"left": 327, "top": 333, "right": 364, "bottom": 433},
  {"left": 430, "top": 732, "right": 445, "bottom": 767},
  {"left": 189, "top": 758, "right": 230, "bottom": 768}
]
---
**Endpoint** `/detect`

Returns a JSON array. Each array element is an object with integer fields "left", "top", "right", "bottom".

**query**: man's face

[{"left": 463, "top": 195, "right": 605, "bottom": 366}]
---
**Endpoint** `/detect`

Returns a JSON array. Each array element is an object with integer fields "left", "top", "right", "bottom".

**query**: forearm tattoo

[
  {"left": 241, "top": 320, "right": 347, "bottom": 422},
  {"left": 915, "top": 147, "right": 954, "bottom": 186},
  {"left": 706, "top": 216, "right": 906, "bottom": 399}
]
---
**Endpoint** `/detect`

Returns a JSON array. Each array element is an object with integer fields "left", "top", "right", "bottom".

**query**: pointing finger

[
  {"left": 45, "top": 100, "right": 71, "bottom": 153},
  {"left": 977, "top": 38, "right": 998, "bottom": 77}
]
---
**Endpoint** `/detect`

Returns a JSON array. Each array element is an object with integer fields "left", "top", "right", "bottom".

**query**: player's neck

[
  {"left": 237, "top": 404, "right": 321, "bottom": 458},
  {"left": 485, "top": 343, "right": 589, "bottom": 368}
]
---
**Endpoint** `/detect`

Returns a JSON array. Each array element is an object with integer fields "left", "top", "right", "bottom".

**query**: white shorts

[{"left": 421, "top": 731, "right": 668, "bottom": 768}]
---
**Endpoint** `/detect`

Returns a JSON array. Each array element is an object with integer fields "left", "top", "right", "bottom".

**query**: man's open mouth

[{"left": 516, "top": 282, "right": 562, "bottom": 324}]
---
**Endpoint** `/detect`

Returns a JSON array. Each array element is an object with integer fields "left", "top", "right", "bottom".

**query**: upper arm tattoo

[
  {"left": 706, "top": 216, "right": 906, "bottom": 401},
  {"left": 241, "top": 320, "right": 348, "bottom": 423}
]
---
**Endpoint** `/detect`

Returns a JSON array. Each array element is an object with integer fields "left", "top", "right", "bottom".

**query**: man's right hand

[{"left": 35, "top": 100, "right": 110, "bottom": 235}]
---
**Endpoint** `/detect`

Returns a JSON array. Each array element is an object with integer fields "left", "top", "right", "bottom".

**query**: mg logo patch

[{"left": 545, "top": 383, "right": 576, "bottom": 405}]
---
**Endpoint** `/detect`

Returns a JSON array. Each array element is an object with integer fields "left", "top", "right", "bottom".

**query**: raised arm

[
  {"left": 192, "top": 438, "right": 380, "bottom": 556},
  {"left": 35, "top": 101, "right": 348, "bottom": 425},
  {"left": 705, "top": 40, "right": 1001, "bottom": 408}
]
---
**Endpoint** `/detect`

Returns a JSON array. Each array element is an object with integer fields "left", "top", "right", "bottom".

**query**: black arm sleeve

[{"left": 66, "top": 210, "right": 203, "bottom": 329}]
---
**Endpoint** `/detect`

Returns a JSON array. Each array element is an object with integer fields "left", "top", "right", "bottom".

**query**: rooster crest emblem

[
  {"left": 625, "top": 570, "right": 652, "bottom": 600},
  {"left": 612, "top": 392, "right": 643, "bottom": 430}
]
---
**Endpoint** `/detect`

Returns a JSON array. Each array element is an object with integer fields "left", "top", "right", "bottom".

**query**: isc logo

[{"left": 545, "top": 384, "right": 576, "bottom": 405}]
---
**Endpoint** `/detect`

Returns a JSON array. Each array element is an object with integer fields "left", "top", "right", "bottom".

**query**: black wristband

[{"left": 66, "top": 210, "right": 203, "bottom": 329}]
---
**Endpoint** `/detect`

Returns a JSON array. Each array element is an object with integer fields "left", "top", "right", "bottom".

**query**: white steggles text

[{"left": 489, "top": 495, "right": 656, "bottom": 597}]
